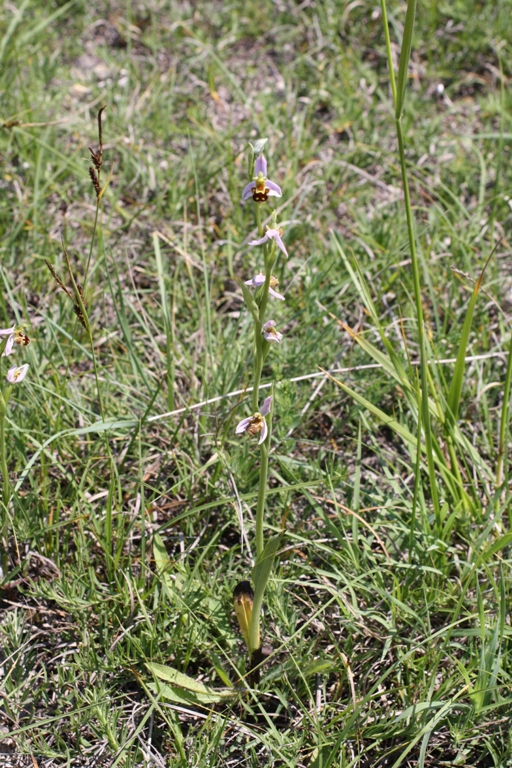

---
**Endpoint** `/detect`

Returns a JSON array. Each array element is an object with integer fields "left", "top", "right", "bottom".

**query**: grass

[{"left": 1, "top": 0, "right": 512, "bottom": 765}]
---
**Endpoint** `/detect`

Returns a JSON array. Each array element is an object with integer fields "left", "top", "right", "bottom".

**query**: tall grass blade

[
  {"left": 446, "top": 253, "right": 492, "bottom": 426},
  {"left": 153, "top": 232, "right": 175, "bottom": 410},
  {"left": 395, "top": 0, "right": 418, "bottom": 118}
]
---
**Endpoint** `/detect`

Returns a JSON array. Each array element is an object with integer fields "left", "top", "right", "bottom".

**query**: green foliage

[{"left": 1, "top": 0, "right": 512, "bottom": 765}]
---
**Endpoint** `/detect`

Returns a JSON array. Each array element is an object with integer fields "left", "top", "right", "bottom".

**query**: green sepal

[
  {"left": 247, "top": 144, "right": 255, "bottom": 181},
  {"left": 251, "top": 138, "right": 268, "bottom": 155}
]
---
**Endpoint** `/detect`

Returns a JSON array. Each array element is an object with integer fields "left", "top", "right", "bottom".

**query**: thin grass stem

[
  {"left": 395, "top": 118, "right": 441, "bottom": 527},
  {"left": 496, "top": 330, "right": 512, "bottom": 494}
]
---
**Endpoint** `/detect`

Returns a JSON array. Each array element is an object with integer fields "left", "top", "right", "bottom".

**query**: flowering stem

[
  {"left": 236, "top": 151, "right": 284, "bottom": 679},
  {"left": 255, "top": 443, "right": 269, "bottom": 559},
  {"left": 252, "top": 336, "right": 263, "bottom": 413},
  {"left": 255, "top": 203, "right": 263, "bottom": 237},
  {"left": 0, "top": 415, "right": 8, "bottom": 507},
  {"left": 258, "top": 246, "right": 273, "bottom": 323},
  {"left": 251, "top": 209, "right": 271, "bottom": 412},
  {"left": 0, "top": 411, "right": 9, "bottom": 574},
  {"left": 84, "top": 200, "right": 100, "bottom": 285}
]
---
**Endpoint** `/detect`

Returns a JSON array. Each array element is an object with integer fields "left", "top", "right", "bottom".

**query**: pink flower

[
  {"left": 6, "top": 363, "right": 29, "bottom": 384},
  {"left": 244, "top": 274, "right": 285, "bottom": 301},
  {"left": 249, "top": 226, "right": 288, "bottom": 258},
  {"left": 241, "top": 155, "right": 282, "bottom": 203},
  {"left": 235, "top": 395, "right": 273, "bottom": 445},
  {"left": 262, "top": 320, "right": 283, "bottom": 343},
  {"left": 0, "top": 326, "right": 15, "bottom": 357}
]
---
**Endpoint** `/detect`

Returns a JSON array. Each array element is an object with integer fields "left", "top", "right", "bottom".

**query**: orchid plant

[
  {"left": 233, "top": 142, "right": 287, "bottom": 685},
  {"left": 0, "top": 322, "right": 30, "bottom": 575}
]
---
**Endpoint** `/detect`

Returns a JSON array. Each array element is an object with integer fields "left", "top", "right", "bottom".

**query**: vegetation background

[{"left": 1, "top": 0, "right": 512, "bottom": 765}]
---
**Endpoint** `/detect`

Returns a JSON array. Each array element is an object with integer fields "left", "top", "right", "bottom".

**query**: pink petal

[
  {"left": 248, "top": 234, "right": 269, "bottom": 247},
  {"left": 1, "top": 334, "right": 14, "bottom": 357},
  {"left": 254, "top": 155, "right": 267, "bottom": 176},
  {"left": 268, "top": 287, "right": 285, "bottom": 301},
  {"left": 245, "top": 274, "right": 265, "bottom": 288},
  {"left": 6, "top": 363, "right": 29, "bottom": 384},
  {"left": 273, "top": 232, "right": 288, "bottom": 257},
  {"left": 241, "top": 182, "right": 256, "bottom": 200},
  {"left": 236, "top": 417, "right": 252, "bottom": 434},
  {"left": 263, "top": 320, "right": 276, "bottom": 330},
  {"left": 260, "top": 395, "right": 273, "bottom": 416},
  {"left": 258, "top": 419, "right": 268, "bottom": 445},
  {"left": 266, "top": 180, "right": 282, "bottom": 197}
]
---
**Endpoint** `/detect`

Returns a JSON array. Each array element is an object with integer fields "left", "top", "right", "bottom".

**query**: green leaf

[
  {"left": 252, "top": 533, "right": 282, "bottom": 598},
  {"left": 147, "top": 663, "right": 235, "bottom": 705},
  {"left": 248, "top": 533, "right": 282, "bottom": 651},
  {"left": 475, "top": 532, "right": 512, "bottom": 566},
  {"left": 153, "top": 533, "right": 174, "bottom": 595},
  {"left": 446, "top": 255, "right": 492, "bottom": 426},
  {"left": 393, "top": 700, "right": 445, "bottom": 724},
  {"left": 302, "top": 659, "right": 337, "bottom": 677},
  {"left": 323, "top": 371, "right": 418, "bottom": 449}
]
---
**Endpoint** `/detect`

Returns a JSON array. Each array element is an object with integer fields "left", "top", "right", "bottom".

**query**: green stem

[
  {"left": 255, "top": 443, "right": 269, "bottom": 559},
  {"left": 245, "top": 200, "right": 277, "bottom": 669},
  {"left": 496, "top": 330, "right": 512, "bottom": 493},
  {"left": 255, "top": 203, "right": 263, "bottom": 237},
  {"left": 0, "top": 415, "right": 8, "bottom": 509},
  {"left": 251, "top": 205, "right": 268, "bottom": 412},
  {"left": 0, "top": 412, "right": 9, "bottom": 574},
  {"left": 258, "top": 244, "right": 273, "bottom": 323},
  {"left": 252, "top": 334, "right": 263, "bottom": 412},
  {"left": 64, "top": 249, "right": 106, "bottom": 422},
  {"left": 380, "top": 0, "right": 397, "bottom": 104},
  {"left": 84, "top": 200, "right": 100, "bottom": 286}
]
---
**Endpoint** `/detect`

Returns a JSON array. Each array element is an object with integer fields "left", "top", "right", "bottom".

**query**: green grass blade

[
  {"left": 153, "top": 232, "right": 175, "bottom": 410},
  {"left": 446, "top": 255, "right": 492, "bottom": 425},
  {"left": 395, "top": 0, "right": 418, "bottom": 118}
]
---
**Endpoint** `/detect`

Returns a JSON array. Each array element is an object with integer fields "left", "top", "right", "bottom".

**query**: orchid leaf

[{"left": 148, "top": 663, "right": 235, "bottom": 705}]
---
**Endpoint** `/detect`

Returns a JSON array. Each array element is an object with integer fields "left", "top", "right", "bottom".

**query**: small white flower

[
  {"left": 244, "top": 274, "right": 285, "bottom": 301},
  {"left": 262, "top": 320, "right": 283, "bottom": 343},
  {"left": 6, "top": 363, "right": 29, "bottom": 384},
  {"left": 235, "top": 395, "right": 273, "bottom": 445}
]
